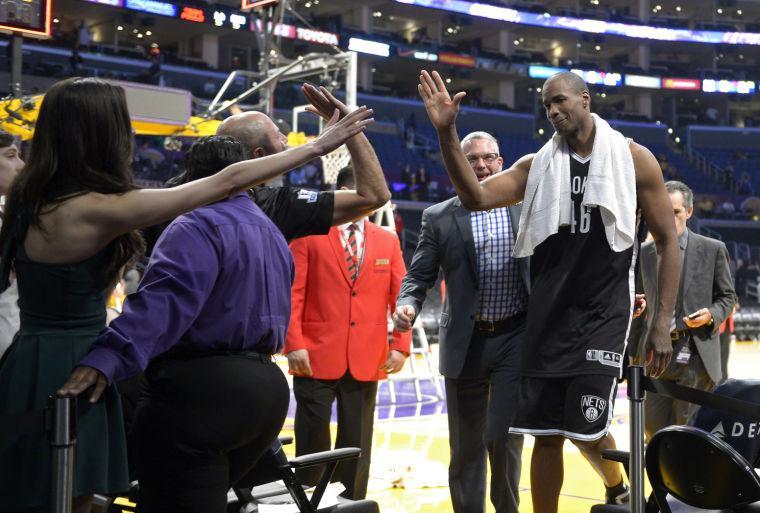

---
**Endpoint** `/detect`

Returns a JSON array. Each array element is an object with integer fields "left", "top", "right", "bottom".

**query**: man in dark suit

[
  {"left": 630, "top": 180, "right": 736, "bottom": 438},
  {"left": 393, "top": 132, "right": 528, "bottom": 513}
]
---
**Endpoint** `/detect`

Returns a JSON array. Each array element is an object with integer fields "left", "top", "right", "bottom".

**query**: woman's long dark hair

[{"left": 0, "top": 77, "right": 144, "bottom": 287}]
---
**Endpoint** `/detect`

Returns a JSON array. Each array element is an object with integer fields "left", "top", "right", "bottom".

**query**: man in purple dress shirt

[{"left": 61, "top": 137, "right": 294, "bottom": 512}]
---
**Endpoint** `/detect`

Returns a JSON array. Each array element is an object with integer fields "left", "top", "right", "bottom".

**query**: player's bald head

[{"left": 544, "top": 72, "right": 588, "bottom": 96}]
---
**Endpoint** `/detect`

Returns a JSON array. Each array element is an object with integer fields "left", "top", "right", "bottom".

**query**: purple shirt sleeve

[{"left": 79, "top": 221, "right": 219, "bottom": 383}]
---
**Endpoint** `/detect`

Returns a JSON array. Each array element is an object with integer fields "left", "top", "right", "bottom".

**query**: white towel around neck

[{"left": 513, "top": 113, "right": 636, "bottom": 257}]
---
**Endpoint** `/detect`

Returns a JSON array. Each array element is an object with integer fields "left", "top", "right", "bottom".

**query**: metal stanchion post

[
  {"left": 628, "top": 365, "right": 646, "bottom": 513},
  {"left": 49, "top": 396, "right": 76, "bottom": 513}
]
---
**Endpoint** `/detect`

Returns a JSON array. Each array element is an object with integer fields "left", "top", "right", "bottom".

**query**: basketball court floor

[{"left": 275, "top": 340, "right": 760, "bottom": 513}]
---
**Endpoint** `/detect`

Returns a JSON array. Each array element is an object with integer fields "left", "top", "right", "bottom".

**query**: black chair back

[{"left": 646, "top": 425, "right": 760, "bottom": 512}]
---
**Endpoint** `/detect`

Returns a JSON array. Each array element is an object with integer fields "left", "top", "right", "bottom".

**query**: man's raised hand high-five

[{"left": 418, "top": 70, "right": 466, "bottom": 131}]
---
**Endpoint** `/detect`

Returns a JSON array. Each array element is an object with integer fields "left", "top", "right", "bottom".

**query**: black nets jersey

[
  {"left": 524, "top": 152, "right": 637, "bottom": 378},
  {"left": 249, "top": 185, "right": 334, "bottom": 243}
]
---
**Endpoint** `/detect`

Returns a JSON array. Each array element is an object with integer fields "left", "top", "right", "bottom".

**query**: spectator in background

[
  {"left": 77, "top": 21, "right": 92, "bottom": 48},
  {"left": 657, "top": 153, "right": 671, "bottom": 177},
  {"left": 738, "top": 172, "right": 754, "bottom": 196},
  {"left": 740, "top": 196, "right": 760, "bottom": 218},
  {"left": 69, "top": 45, "right": 84, "bottom": 75},
  {"left": 401, "top": 163, "right": 414, "bottom": 190},
  {"left": 149, "top": 43, "right": 161, "bottom": 60},
  {"left": 405, "top": 113, "right": 416, "bottom": 148},
  {"left": 0, "top": 129, "right": 25, "bottom": 358},
  {"left": 695, "top": 195, "right": 716, "bottom": 218},
  {"left": 718, "top": 199, "right": 737, "bottom": 218},
  {"left": 723, "top": 164, "right": 735, "bottom": 191},
  {"left": 416, "top": 163, "right": 428, "bottom": 199}
]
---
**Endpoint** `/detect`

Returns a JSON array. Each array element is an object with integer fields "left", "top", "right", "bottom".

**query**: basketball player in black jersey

[{"left": 418, "top": 70, "right": 680, "bottom": 513}]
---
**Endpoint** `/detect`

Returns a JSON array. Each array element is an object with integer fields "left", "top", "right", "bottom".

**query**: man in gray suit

[
  {"left": 630, "top": 180, "right": 736, "bottom": 438},
  {"left": 393, "top": 132, "right": 528, "bottom": 513}
]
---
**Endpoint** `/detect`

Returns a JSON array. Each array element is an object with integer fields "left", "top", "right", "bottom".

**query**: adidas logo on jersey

[{"left": 586, "top": 350, "right": 623, "bottom": 368}]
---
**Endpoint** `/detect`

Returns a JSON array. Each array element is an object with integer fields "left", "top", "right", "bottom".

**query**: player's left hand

[
  {"left": 683, "top": 307, "right": 713, "bottom": 329},
  {"left": 633, "top": 294, "right": 646, "bottom": 319},
  {"left": 380, "top": 349, "right": 407, "bottom": 374}
]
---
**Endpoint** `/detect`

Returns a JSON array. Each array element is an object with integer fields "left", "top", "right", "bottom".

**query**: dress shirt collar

[{"left": 340, "top": 219, "right": 365, "bottom": 234}]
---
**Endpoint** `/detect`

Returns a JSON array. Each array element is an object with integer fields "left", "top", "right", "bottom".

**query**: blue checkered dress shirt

[{"left": 470, "top": 207, "right": 527, "bottom": 321}]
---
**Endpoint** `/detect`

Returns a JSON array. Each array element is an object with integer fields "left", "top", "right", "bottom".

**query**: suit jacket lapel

[
  {"left": 453, "top": 199, "right": 478, "bottom": 282},
  {"left": 329, "top": 227, "right": 354, "bottom": 286}
]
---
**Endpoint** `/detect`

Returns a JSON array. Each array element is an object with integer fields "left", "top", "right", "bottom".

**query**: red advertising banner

[
  {"left": 438, "top": 52, "right": 476, "bottom": 68},
  {"left": 662, "top": 78, "right": 701, "bottom": 90}
]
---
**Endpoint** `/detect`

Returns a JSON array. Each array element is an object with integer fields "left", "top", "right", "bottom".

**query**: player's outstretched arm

[
  {"left": 302, "top": 84, "right": 390, "bottom": 223},
  {"left": 418, "top": 70, "right": 528, "bottom": 210}
]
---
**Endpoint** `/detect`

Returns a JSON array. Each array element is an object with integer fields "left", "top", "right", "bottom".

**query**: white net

[{"left": 320, "top": 144, "right": 352, "bottom": 185}]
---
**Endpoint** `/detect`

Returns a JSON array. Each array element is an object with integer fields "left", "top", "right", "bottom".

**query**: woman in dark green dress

[{"left": 0, "top": 77, "right": 372, "bottom": 512}]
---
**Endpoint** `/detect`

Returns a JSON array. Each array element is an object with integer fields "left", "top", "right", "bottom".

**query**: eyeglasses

[{"left": 465, "top": 153, "right": 500, "bottom": 165}]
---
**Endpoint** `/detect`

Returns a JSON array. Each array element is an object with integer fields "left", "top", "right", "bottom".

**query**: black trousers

[
  {"left": 133, "top": 353, "right": 289, "bottom": 513},
  {"left": 445, "top": 314, "right": 525, "bottom": 513},
  {"left": 293, "top": 372, "right": 378, "bottom": 500}
]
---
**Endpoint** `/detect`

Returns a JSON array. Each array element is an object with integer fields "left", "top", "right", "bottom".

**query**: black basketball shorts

[{"left": 510, "top": 374, "right": 618, "bottom": 441}]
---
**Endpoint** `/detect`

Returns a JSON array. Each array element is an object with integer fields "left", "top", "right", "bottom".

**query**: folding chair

[
  {"left": 646, "top": 426, "right": 760, "bottom": 513},
  {"left": 230, "top": 437, "right": 380, "bottom": 513}
]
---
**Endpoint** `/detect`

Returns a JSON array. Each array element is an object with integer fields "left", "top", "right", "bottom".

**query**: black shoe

[{"left": 605, "top": 483, "right": 630, "bottom": 505}]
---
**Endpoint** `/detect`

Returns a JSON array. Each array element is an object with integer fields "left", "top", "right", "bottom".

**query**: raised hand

[
  {"left": 302, "top": 84, "right": 351, "bottom": 120},
  {"left": 418, "top": 70, "right": 466, "bottom": 132},
  {"left": 312, "top": 106, "right": 374, "bottom": 155}
]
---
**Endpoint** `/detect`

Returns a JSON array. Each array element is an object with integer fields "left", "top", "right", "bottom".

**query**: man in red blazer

[{"left": 284, "top": 167, "right": 411, "bottom": 499}]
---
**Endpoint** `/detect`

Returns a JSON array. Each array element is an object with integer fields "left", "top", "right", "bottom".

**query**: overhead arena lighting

[
  {"left": 393, "top": 0, "right": 760, "bottom": 46},
  {"left": 528, "top": 65, "right": 567, "bottom": 79},
  {"left": 125, "top": 0, "right": 177, "bottom": 16},
  {"left": 571, "top": 69, "right": 622, "bottom": 87},
  {"left": 348, "top": 37, "right": 390, "bottom": 57},
  {"left": 702, "top": 79, "right": 756, "bottom": 94},
  {"left": 624, "top": 74, "right": 662, "bottom": 89}
]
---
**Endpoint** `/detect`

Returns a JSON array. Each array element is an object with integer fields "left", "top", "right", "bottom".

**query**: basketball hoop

[{"left": 321, "top": 145, "right": 351, "bottom": 185}]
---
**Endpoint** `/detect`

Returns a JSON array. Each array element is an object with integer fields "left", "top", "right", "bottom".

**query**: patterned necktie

[{"left": 344, "top": 223, "right": 359, "bottom": 282}]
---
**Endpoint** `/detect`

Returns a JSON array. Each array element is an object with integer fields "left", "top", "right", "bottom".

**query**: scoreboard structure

[{"left": 0, "top": 0, "right": 51, "bottom": 37}]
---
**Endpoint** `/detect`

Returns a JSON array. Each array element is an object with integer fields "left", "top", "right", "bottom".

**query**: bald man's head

[
  {"left": 544, "top": 71, "right": 588, "bottom": 96},
  {"left": 216, "top": 111, "right": 288, "bottom": 158},
  {"left": 541, "top": 71, "right": 592, "bottom": 136}
]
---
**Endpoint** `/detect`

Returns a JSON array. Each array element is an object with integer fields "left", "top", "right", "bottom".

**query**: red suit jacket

[{"left": 284, "top": 223, "right": 411, "bottom": 381}]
